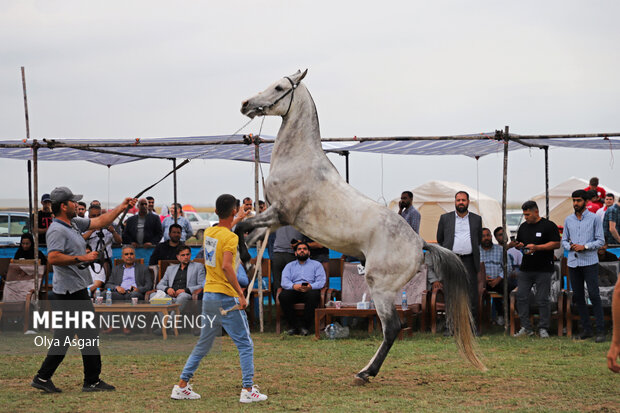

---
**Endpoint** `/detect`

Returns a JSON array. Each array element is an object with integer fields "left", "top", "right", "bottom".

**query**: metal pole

[
  {"left": 172, "top": 159, "right": 178, "bottom": 224},
  {"left": 22, "top": 67, "right": 41, "bottom": 303},
  {"left": 502, "top": 126, "right": 509, "bottom": 334},
  {"left": 27, "top": 160, "right": 33, "bottom": 233},
  {"left": 544, "top": 146, "right": 549, "bottom": 219},
  {"left": 254, "top": 143, "right": 264, "bottom": 332},
  {"left": 345, "top": 151, "right": 350, "bottom": 184}
]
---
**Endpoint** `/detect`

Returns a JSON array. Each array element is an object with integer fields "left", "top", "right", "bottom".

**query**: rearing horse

[{"left": 238, "top": 69, "right": 485, "bottom": 384}]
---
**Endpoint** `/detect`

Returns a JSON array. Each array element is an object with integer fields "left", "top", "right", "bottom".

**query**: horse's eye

[{"left": 275, "top": 85, "right": 283, "bottom": 92}]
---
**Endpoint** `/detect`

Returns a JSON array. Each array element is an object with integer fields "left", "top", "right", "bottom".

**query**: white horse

[{"left": 237, "top": 69, "right": 485, "bottom": 384}]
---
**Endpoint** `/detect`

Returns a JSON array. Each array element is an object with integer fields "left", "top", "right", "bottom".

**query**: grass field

[{"left": 1, "top": 327, "right": 618, "bottom": 413}]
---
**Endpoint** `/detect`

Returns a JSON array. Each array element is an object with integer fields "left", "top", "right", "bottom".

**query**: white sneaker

[
  {"left": 513, "top": 327, "right": 534, "bottom": 337},
  {"left": 539, "top": 328, "right": 550, "bottom": 338},
  {"left": 240, "top": 385, "right": 268, "bottom": 403},
  {"left": 171, "top": 384, "right": 201, "bottom": 400},
  {"left": 496, "top": 316, "right": 505, "bottom": 326}
]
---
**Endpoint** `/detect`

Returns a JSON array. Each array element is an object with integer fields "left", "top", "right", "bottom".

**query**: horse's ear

[{"left": 298, "top": 68, "right": 308, "bottom": 81}]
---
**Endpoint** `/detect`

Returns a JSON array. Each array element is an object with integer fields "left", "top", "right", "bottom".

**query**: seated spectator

[
  {"left": 279, "top": 242, "right": 326, "bottom": 336},
  {"left": 597, "top": 193, "right": 615, "bottom": 222},
  {"left": 83, "top": 204, "right": 121, "bottom": 276},
  {"left": 586, "top": 190, "right": 602, "bottom": 214},
  {"left": 105, "top": 246, "right": 152, "bottom": 302},
  {"left": 157, "top": 245, "right": 205, "bottom": 311},
  {"left": 76, "top": 201, "right": 87, "bottom": 218},
  {"left": 237, "top": 263, "right": 250, "bottom": 288},
  {"left": 149, "top": 224, "right": 183, "bottom": 265},
  {"left": 480, "top": 228, "right": 517, "bottom": 326},
  {"left": 84, "top": 245, "right": 106, "bottom": 294},
  {"left": 122, "top": 198, "right": 163, "bottom": 247},
  {"left": 584, "top": 177, "right": 605, "bottom": 208},
  {"left": 493, "top": 226, "right": 523, "bottom": 270},
  {"left": 14, "top": 233, "right": 47, "bottom": 265},
  {"left": 162, "top": 203, "right": 193, "bottom": 242}
]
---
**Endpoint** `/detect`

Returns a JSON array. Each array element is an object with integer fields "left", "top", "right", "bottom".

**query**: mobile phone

[{"left": 302, "top": 282, "right": 309, "bottom": 287}]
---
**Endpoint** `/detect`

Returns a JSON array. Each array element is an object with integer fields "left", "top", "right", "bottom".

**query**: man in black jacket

[
  {"left": 436, "top": 190, "right": 483, "bottom": 328},
  {"left": 105, "top": 245, "right": 153, "bottom": 302},
  {"left": 122, "top": 198, "right": 163, "bottom": 247}
]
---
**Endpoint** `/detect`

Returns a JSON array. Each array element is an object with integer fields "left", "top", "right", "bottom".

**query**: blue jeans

[
  {"left": 180, "top": 293, "right": 254, "bottom": 388},
  {"left": 569, "top": 264, "right": 605, "bottom": 334}
]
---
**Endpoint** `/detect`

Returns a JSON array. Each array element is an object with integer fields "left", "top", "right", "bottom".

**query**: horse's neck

[{"left": 271, "top": 85, "right": 322, "bottom": 165}]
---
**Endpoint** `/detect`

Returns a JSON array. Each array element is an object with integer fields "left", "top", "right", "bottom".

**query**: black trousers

[
  {"left": 37, "top": 288, "right": 102, "bottom": 385},
  {"left": 459, "top": 254, "right": 479, "bottom": 326},
  {"left": 271, "top": 252, "right": 296, "bottom": 299},
  {"left": 279, "top": 289, "right": 321, "bottom": 330}
]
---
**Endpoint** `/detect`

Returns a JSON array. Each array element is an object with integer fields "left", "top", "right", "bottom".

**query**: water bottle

[
  {"left": 401, "top": 291, "right": 408, "bottom": 311},
  {"left": 95, "top": 288, "right": 101, "bottom": 303},
  {"left": 326, "top": 323, "right": 336, "bottom": 339},
  {"left": 106, "top": 288, "right": 112, "bottom": 305}
]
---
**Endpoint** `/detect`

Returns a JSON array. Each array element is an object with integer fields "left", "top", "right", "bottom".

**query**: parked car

[
  {"left": 0, "top": 212, "right": 30, "bottom": 246},
  {"left": 506, "top": 210, "right": 523, "bottom": 239},
  {"left": 184, "top": 211, "right": 218, "bottom": 241}
]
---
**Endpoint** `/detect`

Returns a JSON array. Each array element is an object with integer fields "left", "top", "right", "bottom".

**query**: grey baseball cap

[{"left": 50, "top": 187, "right": 83, "bottom": 203}]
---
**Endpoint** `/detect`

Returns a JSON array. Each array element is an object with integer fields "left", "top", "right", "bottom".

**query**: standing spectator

[
  {"left": 493, "top": 226, "right": 523, "bottom": 270},
  {"left": 271, "top": 225, "right": 303, "bottom": 298},
  {"left": 436, "top": 191, "right": 482, "bottom": 329},
  {"left": 14, "top": 233, "right": 47, "bottom": 265},
  {"left": 162, "top": 203, "right": 193, "bottom": 242},
  {"left": 242, "top": 197, "right": 255, "bottom": 217},
  {"left": 149, "top": 224, "right": 183, "bottom": 265},
  {"left": 513, "top": 201, "right": 561, "bottom": 338},
  {"left": 85, "top": 200, "right": 101, "bottom": 218},
  {"left": 279, "top": 242, "right": 326, "bottom": 336},
  {"left": 302, "top": 235, "right": 330, "bottom": 279},
  {"left": 480, "top": 228, "right": 516, "bottom": 326},
  {"left": 146, "top": 196, "right": 157, "bottom": 215},
  {"left": 83, "top": 205, "right": 121, "bottom": 276},
  {"left": 398, "top": 191, "right": 421, "bottom": 234},
  {"left": 586, "top": 190, "right": 602, "bottom": 214},
  {"left": 584, "top": 177, "right": 606, "bottom": 208},
  {"left": 122, "top": 198, "right": 164, "bottom": 247},
  {"left": 77, "top": 202, "right": 87, "bottom": 218},
  {"left": 562, "top": 190, "right": 606, "bottom": 342},
  {"left": 257, "top": 200, "right": 266, "bottom": 213},
  {"left": 603, "top": 196, "right": 620, "bottom": 245},
  {"left": 596, "top": 193, "right": 615, "bottom": 223},
  {"left": 35, "top": 193, "right": 54, "bottom": 245}
]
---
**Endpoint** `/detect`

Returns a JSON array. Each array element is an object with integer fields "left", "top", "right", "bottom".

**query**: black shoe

[
  {"left": 31, "top": 375, "right": 62, "bottom": 393},
  {"left": 300, "top": 328, "right": 310, "bottom": 336},
  {"left": 595, "top": 334, "right": 606, "bottom": 343},
  {"left": 82, "top": 380, "right": 116, "bottom": 392},
  {"left": 286, "top": 328, "right": 299, "bottom": 336},
  {"left": 576, "top": 331, "right": 593, "bottom": 340}
]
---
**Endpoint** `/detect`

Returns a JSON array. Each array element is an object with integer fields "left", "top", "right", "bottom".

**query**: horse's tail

[{"left": 423, "top": 242, "right": 487, "bottom": 371}]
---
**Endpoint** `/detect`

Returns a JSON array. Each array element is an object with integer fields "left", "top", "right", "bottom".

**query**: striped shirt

[
  {"left": 480, "top": 244, "right": 514, "bottom": 279},
  {"left": 400, "top": 205, "right": 421, "bottom": 234},
  {"left": 603, "top": 204, "right": 620, "bottom": 244},
  {"left": 561, "top": 209, "right": 605, "bottom": 268}
]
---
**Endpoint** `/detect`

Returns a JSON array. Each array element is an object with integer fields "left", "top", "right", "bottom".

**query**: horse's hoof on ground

[{"left": 353, "top": 374, "right": 369, "bottom": 386}]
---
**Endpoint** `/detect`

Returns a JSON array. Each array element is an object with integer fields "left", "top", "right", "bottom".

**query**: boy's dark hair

[
  {"left": 589, "top": 177, "right": 599, "bottom": 186},
  {"left": 571, "top": 189, "right": 588, "bottom": 200},
  {"left": 493, "top": 226, "right": 503, "bottom": 237},
  {"left": 215, "top": 194, "right": 237, "bottom": 219},
  {"left": 521, "top": 200, "right": 538, "bottom": 211}
]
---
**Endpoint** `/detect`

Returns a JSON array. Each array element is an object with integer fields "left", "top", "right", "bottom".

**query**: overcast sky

[{"left": 1, "top": 1, "right": 618, "bottom": 209}]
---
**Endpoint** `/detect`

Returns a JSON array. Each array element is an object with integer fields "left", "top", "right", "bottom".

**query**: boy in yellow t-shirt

[{"left": 171, "top": 194, "right": 267, "bottom": 403}]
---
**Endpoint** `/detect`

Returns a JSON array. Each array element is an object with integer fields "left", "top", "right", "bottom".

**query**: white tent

[
  {"left": 531, "top": 177, "right": 619, "bottom": 227},
  {"left": 389, "top": 180, "right": 502, "bottom": 242}
]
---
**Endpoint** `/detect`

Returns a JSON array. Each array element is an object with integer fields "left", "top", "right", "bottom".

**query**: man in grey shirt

[
  {"left": 271, "top": 225, "right": 303, "bottom": 298},
  {"left": 32, "top": 186, "right": 136, "bottom": 394}
]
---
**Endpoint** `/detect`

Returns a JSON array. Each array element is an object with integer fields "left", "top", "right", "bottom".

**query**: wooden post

[
  {"left": 544, "top": 146, "right": 549, "bottom": 218},
  {"left": 172, "top": 158, "right": 178, "bottom": 224},
  {"left": 27, "top": 160, "right": 33, "bottom": 233},
  {"left": 22, "top": 67, "right": 40, "bottom": 303},
  {"left": 254, "top": 142, "right": 264, "bottom": 332},
  {"left": 502, "top": 126, "right": 509, "bottom": 334}
]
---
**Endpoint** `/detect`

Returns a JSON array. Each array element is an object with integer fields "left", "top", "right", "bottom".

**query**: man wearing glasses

[
  {"left": 123, "top": 198, "right": 164, "bottom": 247},
  {"left": 31, "top": 186, "right": 136, "bottom": 394}
]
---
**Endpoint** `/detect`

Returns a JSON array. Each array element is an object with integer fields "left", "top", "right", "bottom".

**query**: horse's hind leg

[{"left": 354, "top": 289, "right": 402, "bottom": 385}]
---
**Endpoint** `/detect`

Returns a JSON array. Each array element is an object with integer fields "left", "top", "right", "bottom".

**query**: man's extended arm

[{"left": 89, "top": 198, "right": 136, "bottom": 230}]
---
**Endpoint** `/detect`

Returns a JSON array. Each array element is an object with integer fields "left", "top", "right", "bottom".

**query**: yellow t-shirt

[{"left": 202, "top": 226, "right": 239, "bottom": 297}]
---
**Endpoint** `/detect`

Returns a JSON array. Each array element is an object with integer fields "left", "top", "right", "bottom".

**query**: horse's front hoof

[{"left": 353, "top": 374, "right": 370, "bottom": 386}]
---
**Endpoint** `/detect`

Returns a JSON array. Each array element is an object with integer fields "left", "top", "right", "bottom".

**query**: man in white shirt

[{"left": 597, "top": 193, "right": 615, "bottom": 223}]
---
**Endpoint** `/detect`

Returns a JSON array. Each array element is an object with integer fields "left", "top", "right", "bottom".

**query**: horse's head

[{"left": 241, "top": 69, "right": 308, "bottom": 118}]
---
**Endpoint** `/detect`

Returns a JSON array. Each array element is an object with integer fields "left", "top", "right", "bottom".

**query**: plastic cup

[
  {"left": 132, "top": 297, "right": 138, "bottom": 306},
  {"left": 96, "top": 296, "right": 103, "bottom": 305},
  {"left": 335, "top": 301, "right": 341, "bottom": 309}
]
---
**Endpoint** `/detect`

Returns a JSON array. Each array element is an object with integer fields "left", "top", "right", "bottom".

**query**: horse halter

[{"left": 259, "top": 76, "right": 299, "bottom": 118}]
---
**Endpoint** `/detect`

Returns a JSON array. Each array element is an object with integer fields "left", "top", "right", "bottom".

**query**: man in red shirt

[{"left": 584, "top": 177, "right": 606, "bottom": 208}]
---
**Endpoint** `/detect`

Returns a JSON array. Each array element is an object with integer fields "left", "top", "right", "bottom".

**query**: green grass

[{"left": 1, "top": 328, "right": 618, "bottom": 413}]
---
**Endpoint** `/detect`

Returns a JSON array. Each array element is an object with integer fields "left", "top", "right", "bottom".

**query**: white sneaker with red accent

[
  {"left": 171, "top": 384, "right": 201, "bottom": 400},
  {"left": 239, "top": 385, "right": 268, "bottom": 403}
]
